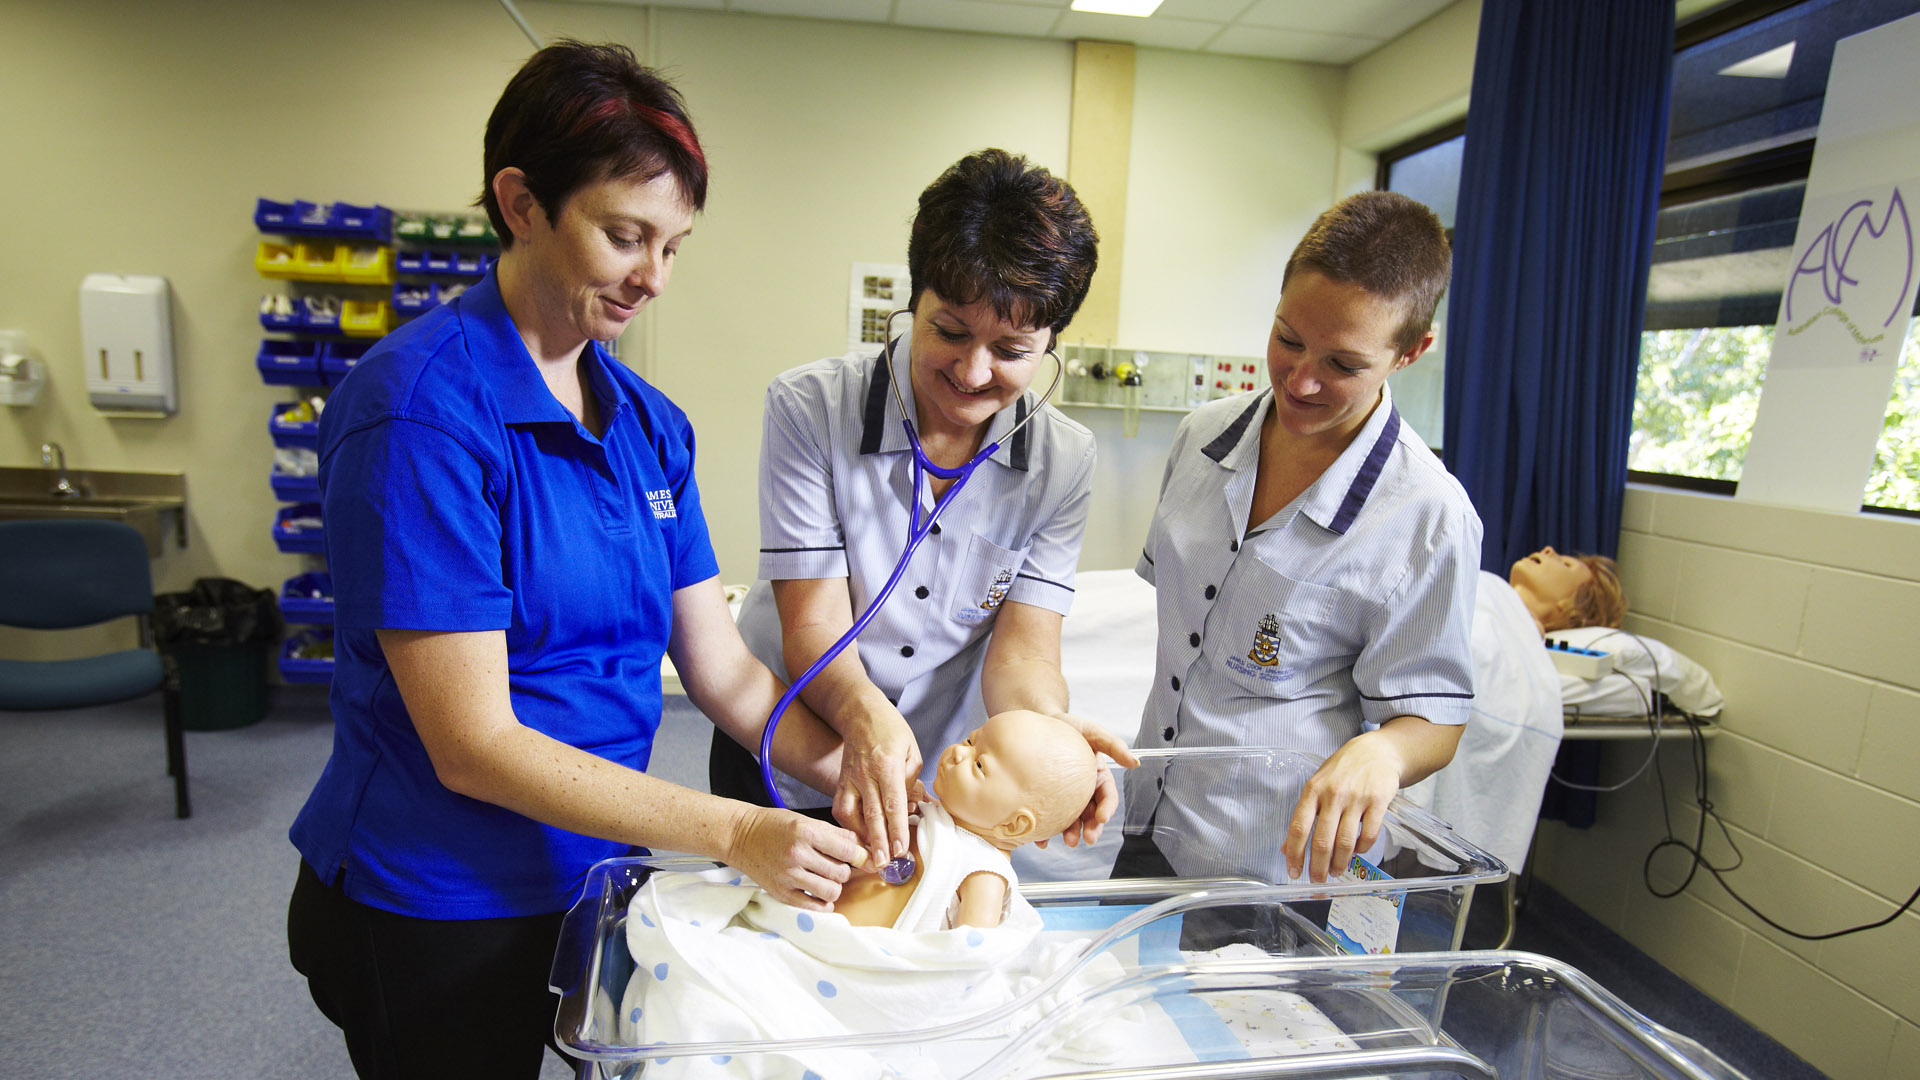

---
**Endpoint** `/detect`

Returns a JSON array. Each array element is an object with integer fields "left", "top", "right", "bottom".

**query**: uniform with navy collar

[
  {"left": 734, "top": 344, "right": 1096, "bottom": 806},
  {"left": 1123, "top": 383, "right": 1481, "bottom": 881},
  {"left": 289, "top": 270, "right": 718, "bottom": 919}
]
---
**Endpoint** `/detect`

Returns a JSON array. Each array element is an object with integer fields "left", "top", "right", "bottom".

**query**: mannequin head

[
  {"left": 1509, "top": 547, "right": 1626, "bottom": 633},
  {"left": 932, "top": 710, "right": 1098, "bottom": 851}
]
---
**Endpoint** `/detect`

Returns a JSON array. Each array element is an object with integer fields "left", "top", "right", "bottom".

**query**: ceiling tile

[
  {"left": 1152, "top": 0, "right": 1256, "bottom": 21},
  {"left": 637, "top": 0, "right": 727, "bottom": 10},
  {"left": 1049, "top": 11, "right": 1221, "bottom": 50},
  {"left": 1239, "top": 0, "right": 1447, "bottom": 42},
  {"left": 728, "top": 0, "right": 892, "bottom": 22},
  {"left": 1204, "top": 23, "right": 1376, "bottom": 64},
  {"left": 893, "top": 0, "right": 1064, "bottom": 37}
]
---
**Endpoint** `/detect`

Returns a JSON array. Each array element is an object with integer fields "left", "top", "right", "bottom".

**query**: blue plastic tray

[
  {"left": 270, "top": 467, "right": 320, "bottom": 503},
  {"left": 322, "top": 340, "right": 373, "bottom": 386},
  {"left": 279, "top": 572, "right": 334, "bottom": 626},
  {"left": 257, "top": 339, "right": 321, "bottom": 386},
  {"left": 279, "top": 632, "right": 336, "bottom": 684},
  {"left": 255, "top": 198, "right": 392, "bottom": 241},
  {"left": 273, "top": 502, "right": 325, "bottom": 554},
  {"left": 268, "top": 402, "right": 320, "bottom": 450}
]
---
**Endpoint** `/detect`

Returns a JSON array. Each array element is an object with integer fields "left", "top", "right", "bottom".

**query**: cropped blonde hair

[{"left": 1561, "top": 554, "right": 1627, "bottom": 629}]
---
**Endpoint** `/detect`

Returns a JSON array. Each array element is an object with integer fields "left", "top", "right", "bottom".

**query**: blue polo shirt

[{"left": 288, "top": 270, "right": 719, "bottom": 919}]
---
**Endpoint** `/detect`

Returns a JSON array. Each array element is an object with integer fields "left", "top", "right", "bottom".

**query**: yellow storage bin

[
  {"left": 294, "top": 241, "right": 346, "bottom": 281},
  {"left": 255, "top": 241, "right": 301, "bottom": 280},
  {"left": 338, "top": 245, "right": 394, "bottom": 285},
  {"left": 339, "top": 299, "right": 394, "bottom": 338}
]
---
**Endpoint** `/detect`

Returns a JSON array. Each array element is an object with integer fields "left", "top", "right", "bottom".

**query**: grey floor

[{"left": 1, "top": 687, "right": 1823, "bottom": 1080}]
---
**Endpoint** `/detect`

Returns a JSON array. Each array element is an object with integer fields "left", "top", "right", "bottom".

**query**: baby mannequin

[{"left": 834, "top": 710, "right": 1098, "bottom": 931}]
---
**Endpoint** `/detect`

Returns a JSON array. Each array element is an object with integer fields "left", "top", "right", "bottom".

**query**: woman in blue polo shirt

[
  {"left": 709, "top": 150, "right": 1137, "bottom": 870},
  {"left": 285, "top": 43, "right": 864, "bottom": 1079}
]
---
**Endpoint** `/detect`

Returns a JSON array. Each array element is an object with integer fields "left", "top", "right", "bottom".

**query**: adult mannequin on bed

[
  {"left": 835, "top": 710, "right": 1098, "bottom": 931},
  {"left": 1402, "top": 548, "right": 1627, "bottom": 870}
]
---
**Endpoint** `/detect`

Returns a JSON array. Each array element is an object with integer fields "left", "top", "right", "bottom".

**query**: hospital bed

[{"left": 548, "top": 751, "right": 1746, "bottom": 1079}]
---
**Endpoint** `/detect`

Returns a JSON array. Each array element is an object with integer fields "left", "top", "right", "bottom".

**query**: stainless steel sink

[{"left": 0, "top": 466, "right": 188, "bottom": 556}]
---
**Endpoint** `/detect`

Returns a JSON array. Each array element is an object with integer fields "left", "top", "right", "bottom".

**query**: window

[
  {"left": 1379, "top": 123, "right": 1465, "bottom": 450},
  {"left": 1632, "top": 0, "right": 1920, "bottom": 512}
]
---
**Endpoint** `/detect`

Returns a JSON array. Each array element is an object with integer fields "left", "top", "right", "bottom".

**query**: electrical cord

[
  {"left": 1548, "top": 630, "right": 1664, "bottom": 793},
  {"left": 1628, "top": 638, "right": 1920, "bottom": 940}
]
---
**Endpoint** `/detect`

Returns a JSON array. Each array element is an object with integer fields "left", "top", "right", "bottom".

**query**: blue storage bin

[
  {"left": 255, "top": 197, "right": 392, "bottom": 241},
  {"left": 279, "top": 572, "right": 334, "bottom": 626},
  {"left": 299, "top": 295, "right": 342, "bottom": 333},
  {"left": 454, "top": 251, "right": 489, "bottom": 276},
  {"left": 273, "top": 502, "right": 325, "bottom": 554},
  {"left": 270, "top": 466, "right": 321, "bottom": 503},
  {"left": 279, "top": 631, "right": 336, "bottom": 684},
  {"left": 257, "top": 339, "right": 321, "bottom": 386},
  {"left": 268, "top": 402, "right": 320, "bottom": 450},
  {"left": 393, "top": 282, "right": 437, "bottom": 315},
  {"left": 395, "top": 250, "right": 428, "bottom": 275},
  {"left": 423, "top": 250, "right": 456, "bottom": 274},
  {"left": 327, "top": 202, "right": 392, "bottom": 241},
  {"left": 322, "top": 340, "right": 373, "bottom": 386},
  {"left": 259, "top": 296, "right": 302, "bottom": 331}
]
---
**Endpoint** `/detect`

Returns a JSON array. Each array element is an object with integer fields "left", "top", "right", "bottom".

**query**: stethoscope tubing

[{"left": 755, "top": 310, "right": 1063, "bottom": 808}]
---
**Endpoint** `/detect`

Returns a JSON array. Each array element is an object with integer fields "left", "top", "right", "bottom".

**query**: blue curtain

[{"left": 1442, "top": 0, "right": 1674, "bottom": 574}]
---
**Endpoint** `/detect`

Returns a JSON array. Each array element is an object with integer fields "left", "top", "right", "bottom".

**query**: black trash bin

[{"left": 153, "top": 578, "right": 281, "bottom": 731}]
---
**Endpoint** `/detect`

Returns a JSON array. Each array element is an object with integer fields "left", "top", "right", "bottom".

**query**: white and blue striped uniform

[
  {"left": 1124, "top": 383, "right": 1481, "bottom": 879},
  {"left": 739, "top": 344, "right": 1096, "bottom": 807}
]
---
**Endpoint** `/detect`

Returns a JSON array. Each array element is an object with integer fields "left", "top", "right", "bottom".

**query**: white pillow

[{"left": 1546, "top": 627, "right": 1723, "bottom": 718}]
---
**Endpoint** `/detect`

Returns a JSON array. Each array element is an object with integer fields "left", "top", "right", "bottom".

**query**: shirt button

[
  {"left": 900, "top": 645, "right": 915, "bottom": 658},
  {"left": 1230, "top": 539, "right": 1240, "bottom": 552},
  {"left": 1204, "top": 585, "right": 1217, "bottom": 600},
  {"left": 930, "top": 523, "right": 941, "bottom": 535},
  {"left": 914, "top": 586, "right": 929, "bottom": 599},
  {"left": 1188, "top": 632, "right": 1200, "bottom": 648},
  {"left": 1162, "top": 726, "right": 1175, "bottom": 741},
  {"left": 1170, "top": 675, "right": 1181, "bottom": 691}
]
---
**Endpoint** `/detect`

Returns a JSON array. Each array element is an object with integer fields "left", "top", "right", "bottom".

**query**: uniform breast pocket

[
  {"left": 1213, "top": 559, "right": 1350, "bottom": 695},
  {"left": 950, "top": 532, "right": 1030, "bottom": 626}
]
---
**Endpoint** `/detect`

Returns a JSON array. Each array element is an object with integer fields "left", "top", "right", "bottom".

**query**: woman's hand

[
  {"left": 832, "top": 709, "right": 924, "bottom": 870},
  {"left": 726, "top": 805, "right": 869, "bottom": 911},
  {"left": 1282, "top": 716, "right": 1466, "bottom": 881},
  {"left": 1036, "top": 713, "right": 1140, "bottom": 849},
  {"left": 1282, "top": 729, "right": 1406, "bottom": 882}
]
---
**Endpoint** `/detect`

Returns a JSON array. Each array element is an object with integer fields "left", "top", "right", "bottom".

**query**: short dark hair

[
  {"left": 907, "top": 149, "right": 1098, "bottom": 337},
  {"left": 479, "top": 40, "right": 707, "bottom": 248},
  {"left": 1283, "top": 191, "right": 1451, "bottom": 355}
]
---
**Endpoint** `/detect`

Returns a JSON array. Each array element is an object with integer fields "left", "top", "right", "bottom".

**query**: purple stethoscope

[{"left": 755, "top": 308, "right": 1064, "bottom": 884}]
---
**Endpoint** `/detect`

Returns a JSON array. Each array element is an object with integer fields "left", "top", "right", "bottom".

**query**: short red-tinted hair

[{"left": 479, "top": 40, "right": 707, "bottom": 247}]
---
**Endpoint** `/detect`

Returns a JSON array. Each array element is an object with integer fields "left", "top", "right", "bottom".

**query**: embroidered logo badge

[
  {"left": 646, "top": 489, "right": 676, "bottom": 520},
  {"left": 981, "top": 568, "right": 1013, "bottom": 612},
  {"left": 1225, "top": 611, "right": 1294, "bottom": 683},
  {"left": 1248, "top": 612, "right": 1281, "bottom": 667}
]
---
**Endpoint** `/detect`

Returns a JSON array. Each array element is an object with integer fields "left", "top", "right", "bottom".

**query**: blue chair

[{"left": 0, "top": 519, "right": 188, "bottom": 818}]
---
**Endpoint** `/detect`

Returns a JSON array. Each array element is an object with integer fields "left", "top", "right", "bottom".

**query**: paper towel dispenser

[{"left": 80, "top": 273, "right": 176, "bottom": 415}]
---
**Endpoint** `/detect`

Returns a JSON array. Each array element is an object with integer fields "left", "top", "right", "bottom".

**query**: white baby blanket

[{"left": 617, "top": 864, "right": 1135, "bottom": 1080}]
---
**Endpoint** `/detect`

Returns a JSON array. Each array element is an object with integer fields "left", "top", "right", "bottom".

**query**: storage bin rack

[
  {"left": 258, "top": 198, "right": 398, "bottom": 686},
  {"left": 390, "top": 210, "right": 497, "bottom": 318}
]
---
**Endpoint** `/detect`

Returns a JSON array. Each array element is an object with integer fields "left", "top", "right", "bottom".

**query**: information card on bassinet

[{"left": 1324, "top": 857, "right": 1404, "bottom": 955}]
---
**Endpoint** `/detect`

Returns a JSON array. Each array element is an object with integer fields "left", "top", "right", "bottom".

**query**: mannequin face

[
  {"left": 932, "top": 711, "right": 1039, "bottom": 837},
  {"left": 1510, "top": 546, "right": 1592, "bottom": 627}
]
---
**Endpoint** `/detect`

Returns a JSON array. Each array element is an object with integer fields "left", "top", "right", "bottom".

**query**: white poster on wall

[{"left": 1737, "top": 13, "right": 1920, "bottom": 511}]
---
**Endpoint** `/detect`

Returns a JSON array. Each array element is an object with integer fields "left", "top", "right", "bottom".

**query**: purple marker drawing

[{"left": 1785, "top": 187, "right": 1913, "bottom": 328}]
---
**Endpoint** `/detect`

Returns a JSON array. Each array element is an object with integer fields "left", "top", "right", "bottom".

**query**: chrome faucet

[{"left": 40, "top": 442, "right": 83, "bottom": 498}]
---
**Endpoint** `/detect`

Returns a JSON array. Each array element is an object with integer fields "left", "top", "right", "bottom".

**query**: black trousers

[
  {"left": 708, "top": 725, "right": 780, "bottom": 806},
  {"left": 287, "top": 861, "right": 578, "bottom": 1080}
]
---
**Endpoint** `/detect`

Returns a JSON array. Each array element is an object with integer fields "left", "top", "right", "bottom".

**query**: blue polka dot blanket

[{"left": 614, "top": 863, "right": 1135, "bottom": 1078}]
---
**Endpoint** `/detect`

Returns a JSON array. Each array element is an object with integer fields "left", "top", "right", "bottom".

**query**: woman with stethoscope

[{"left": 710, "top": 148, "right": 1137, "bottom": 869}]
